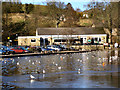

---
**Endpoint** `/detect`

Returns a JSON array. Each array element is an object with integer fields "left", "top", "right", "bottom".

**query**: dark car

[{"left": 37, "top": 47, "right": 55, "bottom": 53}]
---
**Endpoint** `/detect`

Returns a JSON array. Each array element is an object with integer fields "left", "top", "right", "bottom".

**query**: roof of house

[{"left": 36, "top": 27, "right": 106, "bottom": 35}]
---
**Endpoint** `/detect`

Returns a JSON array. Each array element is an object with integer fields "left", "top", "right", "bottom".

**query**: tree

[
  {"left": 86, "top": 1, "right": 119, "bottom": 44},
  {"left": 46, "top": 1, "right": 66, "bottom": 27},
  {"left": 63, "top": 3, "right": 79, "bottom": 27},
  {"left": 25, "top": 3, "right": 34, "bottom": 14}
]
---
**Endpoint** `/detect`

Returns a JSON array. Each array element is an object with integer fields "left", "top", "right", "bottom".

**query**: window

[
  {"left": 61, "top": 40, "right": 66, "bottom": 42},
  {"left": 99, "top": 38, "right": 101, "bottom": 41},
  {"left": 95, "top": 38, "right": 98, "bottom": 41},
  {"left": 54, "top": 39, "right": 61, "bottom": 42},
  {"left": 31, "top": 39, "right": 36, "bottom": 42}
]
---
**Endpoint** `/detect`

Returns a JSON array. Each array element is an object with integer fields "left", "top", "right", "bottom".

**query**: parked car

[
  {"left": 2, "top": 46, "right": 15, "bottom": 54},
  {"left": 11, "top": 46, "right": 29, "bottom": 53},
  {"left": 47, "top": 45, "right": 62, "bottom": 51},
  {"left": 37, "top": 47, "right": 55, "bottom": 53},
  {"left": 0, "top": 49, "right": 6, "bottom": 55},
  {"left": 57, "top": 45, "right": 68, "bottom": 51}
]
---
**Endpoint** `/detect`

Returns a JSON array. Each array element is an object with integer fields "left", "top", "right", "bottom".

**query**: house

[{"left": 18, "top": 27, "right": 107, "bottom": 46}]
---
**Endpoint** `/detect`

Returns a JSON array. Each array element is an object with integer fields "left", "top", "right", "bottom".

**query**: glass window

[
  {"left": 31, "top": 39, "right": 36, "bottom": 42},
  {"left": 99, "top": 38, "right": 101, "bottom": 41},
  {"left": 95, "top": 38, "right": 98, "bottom": 41}
]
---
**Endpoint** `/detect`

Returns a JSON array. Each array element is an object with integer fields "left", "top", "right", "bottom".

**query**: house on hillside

[{"left": 18, "top": 27, "right": 107, "bottom": 46}]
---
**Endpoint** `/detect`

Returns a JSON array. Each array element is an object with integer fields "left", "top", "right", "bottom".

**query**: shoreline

[{"left": 0, "top": 50, "right": 99, "bottom": 58}]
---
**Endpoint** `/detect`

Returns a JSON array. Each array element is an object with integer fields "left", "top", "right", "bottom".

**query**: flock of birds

[{"left": 1, "top": 50, "right": 119, "bottom": 81}]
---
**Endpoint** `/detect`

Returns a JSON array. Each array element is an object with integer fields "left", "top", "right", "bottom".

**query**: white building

[{"left": 18, "top": 27, "right": 107, "bottom": 46}]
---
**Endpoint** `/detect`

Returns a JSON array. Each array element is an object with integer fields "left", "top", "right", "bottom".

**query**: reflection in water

[{"left": 1, "top": 49, "right": 120, "bottom": 88}]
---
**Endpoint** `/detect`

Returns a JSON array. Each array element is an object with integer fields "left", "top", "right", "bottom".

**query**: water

[{"left": 1, "top": 49, "right": 120, "bottom": 88}]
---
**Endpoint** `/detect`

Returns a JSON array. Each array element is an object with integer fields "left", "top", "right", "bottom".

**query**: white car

[{"left": 47, "top": 45, "right": 62, "bottom": 51}]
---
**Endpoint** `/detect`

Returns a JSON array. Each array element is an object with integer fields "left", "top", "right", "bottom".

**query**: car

[
  {"left": 11, "top": 46, "right": 29, "bottom": 53},
  {"left": 47, "top": 45, "right": 62, "bottom": 51},
  {"left": 0, "top": 49, "right": 6, "bottom": 55},
  {"left": 2, "top": 46, "right": 15, "bottom": 54},
  {"left": 37, "top": 47, "right": 55, "bottom": 53},
  {"left": 57, "top": 45, "right": 68, "bottom": 51}
]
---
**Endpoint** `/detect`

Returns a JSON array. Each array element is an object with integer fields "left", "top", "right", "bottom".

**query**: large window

[
  {"left": 94, "top": 38, "right": 98, "bottom": 41},
  {"left": 31, "top": 39, "right": 36, "bottom": 42}
]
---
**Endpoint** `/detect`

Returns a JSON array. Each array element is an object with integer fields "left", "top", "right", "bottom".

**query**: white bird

[
  {"left": 78, "top": 69, "right": 81, "bottom": 74},
  {"left": 43, "top": 70, "right": 45, "bottom": 74},
  {"left": 77, "top": 59, "right": 80, "bottom": 62},
  {"left": 38, "top": 61, "right": 41, "bottom": 64},
  {"left": 32, "top": 62, "right": 34, "bottom": 65},
  {"left": 30, "top": 75, "right": 35, "bottom": 79},
  {"left": 29, "top": 60, "right": 31, "bottom": 62},
  {"left": 80, "top": 60, "right": 82, "bottom": 62},
  {"left": 55, "top": 64, "right": 58, "bottom": 66},
  {"left": 58, "top": 66, "right": 62, "bottom": 70},
  {"left": 53, "top": 62, "right": 55, "bottom": 64},
  {"left": 18, "top": 57, "right": 20, "bottom": 59},
  {"left": 17, "top": 62, "right": 19, "bottom": 65}
]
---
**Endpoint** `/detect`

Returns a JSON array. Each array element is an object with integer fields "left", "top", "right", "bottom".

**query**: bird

[
  {"left": 43, "top": 69, "right": 45, "bottom": 74},
  {"left": 55, "top": 64, "right": 58, "bottom": 66},
  {"left": 17, "top": 62, "right": 19, "bottom": 65},
  {"left": 58, "top": 66, "right": 62, "bottom": 70},
  {"left": 53, "top": 62, "right": 55, "bottom": 64},
  {"left": 87, "top": 57, "right": 89, "bottom": 59},
  {"left": 18, "top": 57, "right": 20, "bottom": 59},
  {"left": 78, "top": 69, "right": 81, "bottom": 74},
  {"left": 32, "top": 62, "right": 34, "bottom": 65},
  {"left": 29, "top": 60, "right": 31, "bottom": 62},
  {"left": 30, "top": 74, "right": 35, "bottom": 80}
]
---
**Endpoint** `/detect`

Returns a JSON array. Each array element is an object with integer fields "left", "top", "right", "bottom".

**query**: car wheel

[{"left": 6, "top": 52, "right": 9, "bottom": 55}]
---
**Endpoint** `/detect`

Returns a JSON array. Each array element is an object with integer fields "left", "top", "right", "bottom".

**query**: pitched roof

[{"left": 36, "top": 27, "right": 106, "bottom": 35}]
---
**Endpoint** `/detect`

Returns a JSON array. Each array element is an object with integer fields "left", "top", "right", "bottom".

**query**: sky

[{"left": 20, "top": 0, "right": 91, "bottom": 11}]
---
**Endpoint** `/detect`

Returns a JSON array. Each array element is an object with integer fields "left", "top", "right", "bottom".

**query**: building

[{"left": 18, "top": 27, "right": 107, "bottom": 46}]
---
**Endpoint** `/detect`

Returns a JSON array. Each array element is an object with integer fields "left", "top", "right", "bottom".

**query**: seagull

[
  {"left": 17, "top": 62, "right": 19, "bottom": 65},
  {"left": 80, "top": 60, "right": 82, "bottom": 62},
  {"left": 78, "top": 69, "right": 81, "bottom": 74},
  {"left": 53, "top": 62, "right": 55, "bottom": 64},
  {"left": 38, "top": 61, "right": 41, "bottom": 64},
  {"left": 30, "top": 74, "right": 35, "bottom": 80},
  {"left": 58, "top": 66, "right": 62, "bottom": 70},
  {"left": 29, "top": 60, "right": 31, "bottom": 62},
  {"left": 32, "top": 62, "right": 34, "bottom": 65},
  {"left": 43, "top": 70, "right": 45, "bottom": 74},
  {"left": 55, "top": 64, "right": 58, "bottom": 66}
]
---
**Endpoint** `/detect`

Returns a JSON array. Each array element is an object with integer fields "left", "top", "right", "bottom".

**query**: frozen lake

[{"left": 1, "top": 49, "right": 120, "bottom": 88}]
